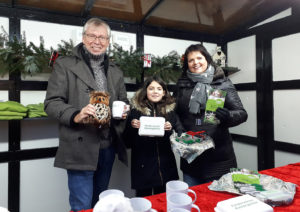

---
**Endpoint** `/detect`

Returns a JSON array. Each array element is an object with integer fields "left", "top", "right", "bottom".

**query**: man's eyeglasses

[{"left": 84, "top": 33, "right": 109, "bottom": 42}]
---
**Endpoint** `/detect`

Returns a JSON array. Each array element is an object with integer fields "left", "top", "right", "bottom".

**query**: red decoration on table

[{"left": 186, "top": 131, "right": 206, "bottom": 138}]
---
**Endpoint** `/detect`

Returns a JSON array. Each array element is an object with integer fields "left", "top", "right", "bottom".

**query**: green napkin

[
  {"left": 0, "top": 116, "right": 24, "bottom": 120},
  {"left": 26, "top": 103, "right": 48, "bottom": 118},
  {"left": 27, "top": 111, "right": 48, "bottom": 118},
  {"left": 0, "top": 111, "right": 27, "bottom": 117},
  {"left": 26, "top": 103, "right": 45, "bottom": 112},
  {"left": 0, "top": 101, "right": 28, "bottom": 113}
]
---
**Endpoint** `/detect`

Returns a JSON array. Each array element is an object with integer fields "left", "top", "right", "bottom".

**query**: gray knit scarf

[
  {"left": 187, "top": 65, "right": 215, "bottom": 114},
  {"left": 83, "top": 46, "right": 107, "bottom": 91},
  {"left": 83, "top": 45, "right": 111, "bottom": 149}
]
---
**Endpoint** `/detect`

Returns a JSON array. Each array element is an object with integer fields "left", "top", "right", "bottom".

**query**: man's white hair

[{"left": 82, "top": 17, "right": 111, "bottom": 38}]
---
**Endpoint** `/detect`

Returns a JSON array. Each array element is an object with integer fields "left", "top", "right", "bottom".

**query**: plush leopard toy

[{"left": 89, "top": 91, "right": 111, "bottom": 128}]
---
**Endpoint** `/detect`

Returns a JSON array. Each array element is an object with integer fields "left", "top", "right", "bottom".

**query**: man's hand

[
  {"left": 74, "top": 104, "right": 96, "bottom": 124},
  {"left": 121, "top": 104, "right": 130, "bottom": 120}
]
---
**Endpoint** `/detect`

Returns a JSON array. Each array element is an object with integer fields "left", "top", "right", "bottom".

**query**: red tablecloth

[{"left": 145, "top": 162, "right": 300, "bottom": 212}]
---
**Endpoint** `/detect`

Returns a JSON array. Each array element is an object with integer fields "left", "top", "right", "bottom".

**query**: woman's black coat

[{"left": 175, "top": 67, "right": 248, "bottom": 180}]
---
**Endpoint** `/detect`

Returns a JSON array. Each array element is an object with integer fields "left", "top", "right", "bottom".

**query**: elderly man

[{"left": 44, "top": 18, "right": 128, "bottom": 211}]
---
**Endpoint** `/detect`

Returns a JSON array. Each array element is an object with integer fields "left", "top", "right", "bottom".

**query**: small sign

[
  {"left": 215, "top": 194, "right": 273, "bottom": 212},
  {"left": 138, "top": 116, "right": 165, "bottom": 137},
  {"left": 143, "top": 54, "right": 152, "bottom": 68}
]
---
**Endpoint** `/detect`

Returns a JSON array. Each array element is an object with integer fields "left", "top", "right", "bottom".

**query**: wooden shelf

[{"left": 222, "top": 66, "right": 240, "bottom": 76}]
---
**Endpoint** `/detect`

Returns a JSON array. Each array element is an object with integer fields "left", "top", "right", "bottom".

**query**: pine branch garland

[
  {"left": 110, "top": 44, "right": 182, "bottom": 83},
  {"left": 0, "top": 27, "right": 183, "bottom": 83},
  {"left": 0, "top": 29, "right": 53, "bottom": 76}
]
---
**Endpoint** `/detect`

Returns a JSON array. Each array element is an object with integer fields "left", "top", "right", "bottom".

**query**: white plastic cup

[
  {"left": 166, "top": 180, "right": 197, "bottom": 203},
  {"left": 130, "top": 197, "right": 157, "bottom": 212},
  {"left": 0, "top": 207, "right": 9, "bottom": 212},
  {"left": 112, "top": 101, "right": 127, "bottom": 119},
  {"left": 99, "top": 189, "right": 124, "bottom": 199},
  {"left": 167, "top": 193, "right": 200, "bottom": 212},
  {"left": 94, "top": 193, "right": 131, "bottom": 212}
]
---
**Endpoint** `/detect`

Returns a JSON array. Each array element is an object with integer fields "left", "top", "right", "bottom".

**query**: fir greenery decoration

[
  {"left": 0, "top": 27, "right": 52, "bottom": 77},
  {"left": 109, "top": 44, "right": 144, "bottom": 83},
  {"left": 109, "top": 43, "right": 182, "bottom": 83},
  {"left": 57, "top": 39, "right": 74, "bottom": 56},
  {"left": 145, "top": 50, "right": 182, "bottom": 83},
  {"left": 0, "top": 26, "right": 182, "bottom": 83},
  {"left": 0, "top": 26, "right": 76, "bottom": 77}
]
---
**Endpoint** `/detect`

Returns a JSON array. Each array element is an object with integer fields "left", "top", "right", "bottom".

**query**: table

[{"left": 145, "top": 162, "right": 300, "bottom": 212}]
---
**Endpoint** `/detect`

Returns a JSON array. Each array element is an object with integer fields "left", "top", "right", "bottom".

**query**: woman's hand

[
  {"left": 164, "top": 121, "right": 172, "bottom": 131},
  {"left": 131, "top": 119, "right": 140, "bottom": 128}
]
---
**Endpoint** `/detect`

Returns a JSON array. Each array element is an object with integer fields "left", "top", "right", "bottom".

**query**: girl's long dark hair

[{"left": 136, "top": 75, "right": 174, "bottom": 115}]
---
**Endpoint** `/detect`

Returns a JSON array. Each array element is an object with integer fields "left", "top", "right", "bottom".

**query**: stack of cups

[
  {"left": 129, "top": 197, "right": 158, "bottom": 212},
  {"left": 99, "top": 189, "right": 125, "bottom": 199},
  {"left": 93, "top": 189, "right": 158, "bottom": 212},
  {"left": 93, "top": 189, "right": 131, "bottom": 212},
  {"left": 166, "top": 180, "right": 200, "bottom": 212}
]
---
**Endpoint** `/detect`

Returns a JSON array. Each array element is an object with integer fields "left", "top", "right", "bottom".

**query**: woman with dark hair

[
  {"left": 175, "top": 43, "right": 248, "bottom": 186},
  {"left": 124, "top": 76, "right": 182, "bottom": 197}
]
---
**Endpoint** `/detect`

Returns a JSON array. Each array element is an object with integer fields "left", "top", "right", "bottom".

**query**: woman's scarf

[{"left": 187, "top": 65, "right": 215, "bottom": 114}]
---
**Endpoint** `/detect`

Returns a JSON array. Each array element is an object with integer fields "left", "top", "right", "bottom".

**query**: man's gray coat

[{"left": 44, "top": 43, "right": 128, "bottom": 170}]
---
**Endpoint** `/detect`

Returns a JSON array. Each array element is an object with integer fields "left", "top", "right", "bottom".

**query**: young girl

[{"left": 124, "top": 76, "right": 182, "bottom": 197}]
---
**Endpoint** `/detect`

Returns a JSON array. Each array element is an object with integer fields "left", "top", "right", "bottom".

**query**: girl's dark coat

[{"left": 124, "top": 90, "right": 180, "bottom": 189}]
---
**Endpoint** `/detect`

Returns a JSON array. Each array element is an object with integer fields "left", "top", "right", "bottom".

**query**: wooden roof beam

[
  {"left": 81, "top": 0, "right": 95, "bottom": 18},
  {"left": 140, "top": 0, "right": 164, "bottom": 24}
]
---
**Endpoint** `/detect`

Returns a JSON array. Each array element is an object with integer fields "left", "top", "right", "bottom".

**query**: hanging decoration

[
  {"left": 212, "top": 46, "right": 226, "bottom": 67},
  {"left": 143, "top": 54, "right": 152, "bottom": 68},
  {"left": 109, "top": 43, "right": 182, "bottom": 83},
  {"left": 49, "top": 51, "right": 59, "bottom": 67}
]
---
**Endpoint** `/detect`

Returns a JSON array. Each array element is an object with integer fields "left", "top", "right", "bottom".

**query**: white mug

[
  {"left": 94, "top": 193, "right": 132, "bottom": 212},
  {"left": 166, "top": 180, "right": 197, "bottom": 203},
  {"left": 0, "top": 207, "right": 9, "bottom": 212},
  {"left": 112, "top": 101, "right": 126, "bottom": 119},
  {"left": 99, "top": 189, "right": 124, "bottom": 199},
  {"left": 167, "top": 193, "right": 200, "bottom": 212},
  {"left": 130, "top": 197, "right": 157, "bottom": 212}
]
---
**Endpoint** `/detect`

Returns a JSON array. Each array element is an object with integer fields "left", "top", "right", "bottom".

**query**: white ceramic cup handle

[
  {"left": 150, "top": 209, "right": 158, "bottom": 212},
  {"left": 191, "top": 204, "right": 200, "bottom": 212},
  {"left": 187, "top": 189, "right": 197, "bottom": 203}
]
